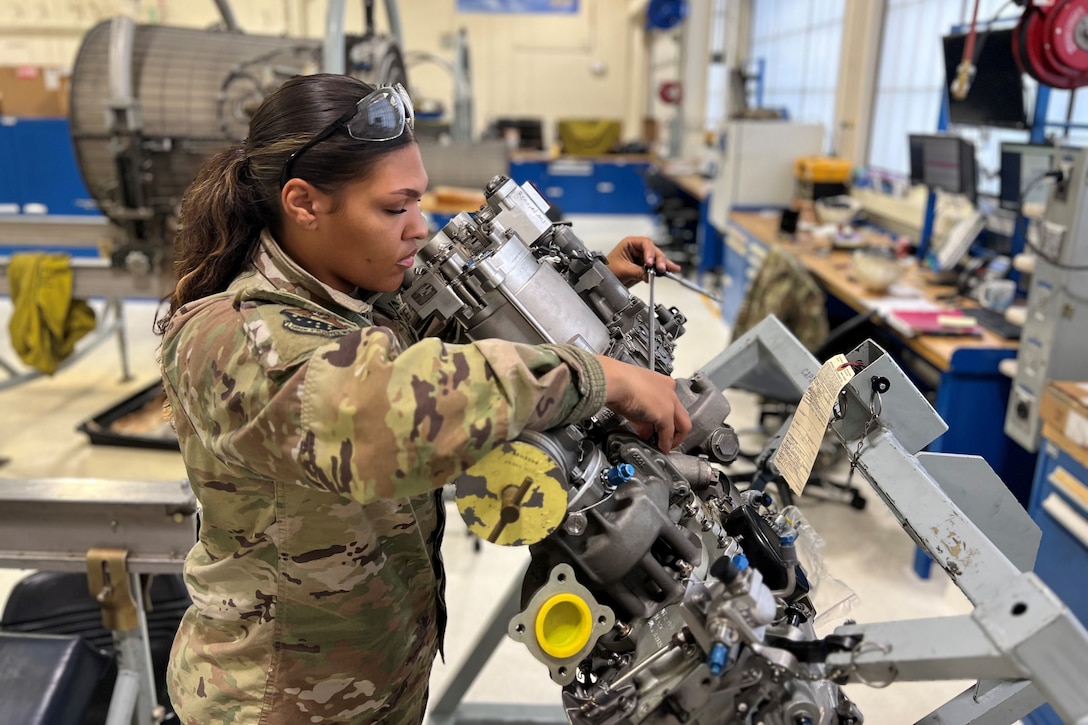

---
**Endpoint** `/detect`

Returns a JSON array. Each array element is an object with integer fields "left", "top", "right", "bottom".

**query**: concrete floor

[{"left": 0, "top": 214, "right": 994, "bottom": 723}]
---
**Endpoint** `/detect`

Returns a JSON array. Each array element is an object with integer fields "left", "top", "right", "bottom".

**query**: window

[
  {"left": 704, "top": 0, "right": 730, "bottom": 129},
  {"left": 748, "top": 0, "right": 846, "bottom": 152},
  {"left": 1036, "top": 88, "right": 1088, "bottom": 147},
  {"left": 868, "top": 0, "right": 1029, "bottom": 186}
]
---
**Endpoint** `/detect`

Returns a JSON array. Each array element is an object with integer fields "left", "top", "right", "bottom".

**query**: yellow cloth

[{"left": 6, "top": 253, "right": 97, "bottom": 375}]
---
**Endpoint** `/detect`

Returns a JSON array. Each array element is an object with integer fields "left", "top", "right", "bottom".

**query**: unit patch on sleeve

[{"left": 280, "top": 308, "right": 353, "bottom": 337}]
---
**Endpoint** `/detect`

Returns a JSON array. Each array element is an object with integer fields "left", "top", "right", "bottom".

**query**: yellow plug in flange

[{"left": 535, "top": 592, "right": 594, "bottom": 660}]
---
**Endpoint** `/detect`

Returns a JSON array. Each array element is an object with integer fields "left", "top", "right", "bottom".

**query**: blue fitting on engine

[
  {"left": 779, "top": 532, "right": 796, "bottom": 547},
  {"left": 605, "top": 463, "right": 635, "bottom": 488},
  {"left": 732, "top": 553, "right": 749, "bottom": 571},
  {"left": 707, "top": 642, "right": 729, "bottom": 676}
]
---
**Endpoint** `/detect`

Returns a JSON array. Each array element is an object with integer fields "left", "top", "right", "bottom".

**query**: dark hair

[{"left": 157, "top": 73, "right": 416, "bottom": 334}]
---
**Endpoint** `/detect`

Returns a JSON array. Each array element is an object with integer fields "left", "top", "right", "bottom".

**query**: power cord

[{"left": 1017, "top": 169, "right": 1088, "bottom": 271}]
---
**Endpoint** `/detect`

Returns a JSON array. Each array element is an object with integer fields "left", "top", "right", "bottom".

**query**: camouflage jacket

[
  {"left": 732, "top": 245, "right": 829, "bottom": 354},
  {"left": 160, "top": 230, "right": 606, "bottom": 724}
]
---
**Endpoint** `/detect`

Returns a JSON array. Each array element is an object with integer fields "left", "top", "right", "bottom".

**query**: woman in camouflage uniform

[{"left": 157, "top": 73, "right": 690, "bottom": 725}]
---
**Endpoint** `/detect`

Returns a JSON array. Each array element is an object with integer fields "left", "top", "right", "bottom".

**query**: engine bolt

[{"left": 564, "top": 512, "right": 587, "bottom": 536}]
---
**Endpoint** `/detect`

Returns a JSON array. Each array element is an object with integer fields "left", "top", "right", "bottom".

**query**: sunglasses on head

[{"left": 279, "top": 83, "right": 415, "bottom": 188}]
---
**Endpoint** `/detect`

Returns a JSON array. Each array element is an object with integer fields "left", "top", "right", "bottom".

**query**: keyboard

[{"left": 960, "top": 307, "right": 1022, "bottom": 340}]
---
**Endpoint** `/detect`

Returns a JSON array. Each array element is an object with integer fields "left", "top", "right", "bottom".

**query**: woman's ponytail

[{"left": 157, "top": 143, "right": 266, "bottom": 334}]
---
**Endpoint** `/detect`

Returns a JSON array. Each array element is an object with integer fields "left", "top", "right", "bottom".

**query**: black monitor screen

[
  {"left": 942, "top": 28, "right": 1027, "bottom": 129},
  {"left": 999, "top": 143, "right": 1054, "bottom": 211},
  {"left": 909, "top": 134, "right": 978, "bottom": 202}
]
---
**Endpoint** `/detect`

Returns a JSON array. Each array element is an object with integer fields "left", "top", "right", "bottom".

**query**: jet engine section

[
  {"left": 402, "top": 176, "right": 686, "bottom": 373},
  {"left": 68, "top": 18, "right": 406, "bottom": 275},
  {"left": 399, "top": 176, "right": 861, "bottom": 723}
]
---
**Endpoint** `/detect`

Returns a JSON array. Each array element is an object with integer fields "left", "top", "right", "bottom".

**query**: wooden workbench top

[
  {"left": 420, "top": 187, "right": 487, "bottom": 216},
  {"left": 667, "top": 173, "right": 711, "bottom": 201},
  {"left": 729, "top": 211, "right": 1019, "bottom": 372}
]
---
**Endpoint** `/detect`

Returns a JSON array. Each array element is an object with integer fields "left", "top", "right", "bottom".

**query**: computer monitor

[
  {"left": 942, "top": 28, "right": 1028, "bottom": 129},
  {"left": 909, "top": 134, "right": 978, "bottom": 203},
  {"left": 999, "top": 142, "right": 1054, "bottom": 212}
]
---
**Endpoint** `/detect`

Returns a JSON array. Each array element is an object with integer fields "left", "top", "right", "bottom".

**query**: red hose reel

[{"left": 1015, "top": 0, "right": 1088, "bottom": 89}]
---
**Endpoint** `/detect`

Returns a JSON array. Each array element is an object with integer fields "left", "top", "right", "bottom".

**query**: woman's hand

[
  {"left": 605, "top": 236, "right": 682, "bottom": 287},
  {"left": 596, "top": 355, "right": 691, "bottom": 453}
]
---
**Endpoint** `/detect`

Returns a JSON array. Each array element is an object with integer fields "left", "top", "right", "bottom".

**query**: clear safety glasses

[{"left": 279, "top": 83, "right": 415, "bottom": 188}]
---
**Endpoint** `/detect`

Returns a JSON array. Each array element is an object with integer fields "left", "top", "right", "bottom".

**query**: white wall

[
  {"left": 0, "top": 0, "right": 1030, "bottom": 167},
  {"left": 398, "top": 1, "right": 645, "bottom": 146},
  {"left": 0, "top": 0, "right": 294, "bottom": 68},
  {"left": 0, "top": 0, "right": 650, "bottom": 146}
]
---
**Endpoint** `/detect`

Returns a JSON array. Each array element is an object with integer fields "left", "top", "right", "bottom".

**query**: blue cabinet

[
  {"left": 720, "top": 226, "right": 748, "bottom": 324},
  {"left": 594, "top": 160, "right": 654, "bottom": 214},
  {"left": 1025, "top": 435, "right": 1088, "bottom": 724},
  {"left": 509, "top": 156, "right": 653, "bottom": 215},
  {"left": 0, "top": 119, "right": 19, "bottom": 213},
  {"left": 721, "top": 220, "right": 769, "bottom": 326},
  {"left": 0, "top": 117, "right": 100, "bottom": 217}
]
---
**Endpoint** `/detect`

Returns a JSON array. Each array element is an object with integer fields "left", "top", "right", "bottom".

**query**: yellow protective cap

[{"left": 535, "top": 593, "right": 594, "bottom": 660}]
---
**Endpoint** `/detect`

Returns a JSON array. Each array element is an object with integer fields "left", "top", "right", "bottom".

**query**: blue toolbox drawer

[
  {"left": 1025, "top": 439, "right": 1088, "bottom": 724},
  {"left": 0, "top": 118, "right": 100, "bottom": 216},
  {"left": 509, "top": 157, "right": 653, "bottom": 215}
]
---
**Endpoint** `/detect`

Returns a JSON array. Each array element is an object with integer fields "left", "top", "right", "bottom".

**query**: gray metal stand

[{"left": 0, "top": 478, "right": 198, "bottom": 725}]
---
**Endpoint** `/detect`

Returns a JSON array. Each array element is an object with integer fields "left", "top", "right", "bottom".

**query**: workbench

[{"left": 726, "top": 211, "right": 1037, "bottom": 514}]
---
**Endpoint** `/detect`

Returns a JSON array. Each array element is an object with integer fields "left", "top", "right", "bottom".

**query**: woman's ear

[{"left": 281, "top": 179, "right": 329, "bottom": 231}]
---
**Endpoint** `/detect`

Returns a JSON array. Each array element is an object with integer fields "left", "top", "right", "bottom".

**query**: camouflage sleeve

[
  {"left": 290, "top": 331, "right": 606, "bottom": 502},
  {"left": 165, "top": 299, "right": 606, "bottom": 504}
]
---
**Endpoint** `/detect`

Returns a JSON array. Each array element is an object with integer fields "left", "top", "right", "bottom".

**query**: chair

[
  {"left": 1, "top": 571, "right": 191, "bottom": 724},
  {"left": 0, "top": 632, "right": 108, "bottom": 725},
  {"left": 728, "top": 245, "right": 877, "bottom": 509},
  {"left": 642, "top": 167, "right": 701, "bottom": 269}
]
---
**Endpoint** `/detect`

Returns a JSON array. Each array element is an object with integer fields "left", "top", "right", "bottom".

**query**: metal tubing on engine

[
  {"left": 607, "top": 638, "right": 681, "bottom": 693},
  {"left": 666, "top": 453, "right": 716, "bottom": 490}
]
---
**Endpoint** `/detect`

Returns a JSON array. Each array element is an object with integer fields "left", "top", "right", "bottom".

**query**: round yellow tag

[{"left": 455, "top": 440, "right": 568, "bottom": 546}]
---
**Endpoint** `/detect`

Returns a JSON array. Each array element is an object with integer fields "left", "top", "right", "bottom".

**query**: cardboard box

[
  {"left": 0, "top": 66, "right": 70, "bottom": 118},
  {"left": 1040, "top": 380, "right": 1088, "bottom": 459}
]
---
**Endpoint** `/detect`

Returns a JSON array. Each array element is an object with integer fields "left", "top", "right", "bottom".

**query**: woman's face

[{"left": 310, "top": 143, "right": 429, "bottom": 294}]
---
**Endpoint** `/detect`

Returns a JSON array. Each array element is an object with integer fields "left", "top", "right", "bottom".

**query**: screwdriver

[{"left": 657, "top": 269, "right": 722, "bottom": 303}]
